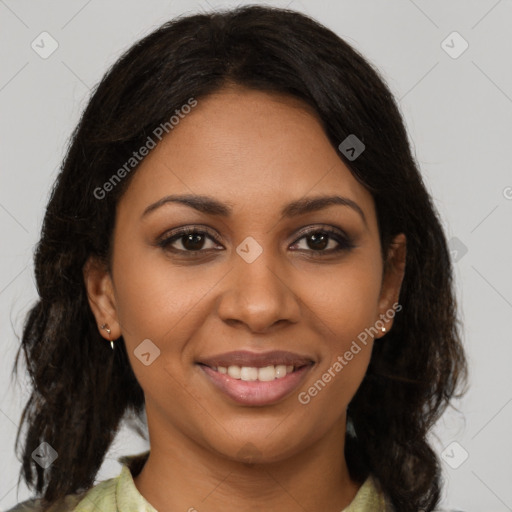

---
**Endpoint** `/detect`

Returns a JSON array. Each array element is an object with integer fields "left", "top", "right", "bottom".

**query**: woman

[{"left": 9, "top": 5, "right": 467, "bottom": 512}]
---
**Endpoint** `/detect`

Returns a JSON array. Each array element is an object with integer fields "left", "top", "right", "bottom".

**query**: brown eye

[
  {"left": 157, "top": 227, "right": 222, "bottom": 253},
  {"left": 290, "top": 227, "right": 355, "bottom": 255},
  {"left": 304, "top": 232, "right": 331, "bottom": 251},
  {"left": 179, "top": 232, "right": 208, "bottom": 251}
]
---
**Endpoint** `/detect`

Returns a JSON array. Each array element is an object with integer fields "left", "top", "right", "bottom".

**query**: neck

[{"left": 133, "top": 412, "right": 362, "bottom": 512}]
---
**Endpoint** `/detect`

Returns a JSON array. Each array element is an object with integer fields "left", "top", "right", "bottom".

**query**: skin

[{"left": 84, "top": 85, "right": 406, "bottom": 512}]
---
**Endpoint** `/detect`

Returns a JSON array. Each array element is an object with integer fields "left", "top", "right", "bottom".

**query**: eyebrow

[{"left": 141, "top": 193, "right": 366, "bottom": 224}]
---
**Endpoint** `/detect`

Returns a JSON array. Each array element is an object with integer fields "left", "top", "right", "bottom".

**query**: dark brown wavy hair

[{"left": 12, "top": 5, "right": 468, "bottom": 511}]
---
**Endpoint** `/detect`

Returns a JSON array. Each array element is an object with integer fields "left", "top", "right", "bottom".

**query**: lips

[{"left": 197, "top": 350, "right": 315, "bottom": 406}]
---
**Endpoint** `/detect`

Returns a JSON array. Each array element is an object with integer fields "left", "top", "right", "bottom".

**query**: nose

[{"left": 216, "top": 246, "right": 301, "bottom": 333}]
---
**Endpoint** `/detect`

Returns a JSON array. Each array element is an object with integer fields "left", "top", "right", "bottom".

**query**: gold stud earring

[{"left": 101, "top": 323, "right": 114, "bottom": 350}]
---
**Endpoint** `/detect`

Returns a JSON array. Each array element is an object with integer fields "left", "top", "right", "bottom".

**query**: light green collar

[{"left": 74, "top": 451, "right": 389, "bottom": 512}]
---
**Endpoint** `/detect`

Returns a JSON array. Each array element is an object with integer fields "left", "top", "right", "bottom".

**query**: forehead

[{"left": 116, "top": 86, "right": 376, "bottom": 226}]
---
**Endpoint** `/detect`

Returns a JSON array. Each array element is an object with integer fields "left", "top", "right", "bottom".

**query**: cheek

[
  {"left": 112, "top": 242, "right": 213, "bottom": 343},
  {"left": 111, "top": 243, "right": 228, "bottom": 399},
  {"left": 295, "top": 252, "right": 382, "bottom": 405},
  {"left": 299, "top": 251, "right": 383, "bottom": 342},
  {"left": 111, "top": 247, "right": 211, "bottom": 401}
]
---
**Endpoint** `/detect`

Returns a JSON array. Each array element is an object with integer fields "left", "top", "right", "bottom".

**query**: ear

[
  {"left": 375, "top": 233, "right": 406, "bottom": 338},
  {"left": 82, "top": 256, "right": 121, "bottom": 341}
]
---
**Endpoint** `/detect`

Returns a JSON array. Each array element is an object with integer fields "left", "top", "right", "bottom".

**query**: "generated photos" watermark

[{"left": 94, "top": 97, "right": 198, "bottom": 200}]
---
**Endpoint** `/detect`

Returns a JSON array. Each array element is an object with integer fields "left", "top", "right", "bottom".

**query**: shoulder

[
  {"left": 4, "top": 499, "right": 43, "bottom": 512},
  {"left": 5, "top": 451, "right": 150, "bottom": 512},
  {"left": 345, "top": 475, "right": 467, "bottom": 512},
  {"left": 343, "top": 475, "right": 394, "bottom": 511},
  {"left": 4, "top": 493, "right": 85, "bottom": 512},
  {"left": 5, "top": 476, "right": 117, "bottom": 512}
]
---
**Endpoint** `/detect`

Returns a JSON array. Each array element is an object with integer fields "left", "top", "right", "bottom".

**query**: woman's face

[{"left": 85, "top": 86, "right": 405, "bottom": 463}]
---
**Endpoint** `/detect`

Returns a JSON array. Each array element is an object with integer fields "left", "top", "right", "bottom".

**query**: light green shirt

[{"left": 8, "top": 451, "right": 391, "bottom": 511}]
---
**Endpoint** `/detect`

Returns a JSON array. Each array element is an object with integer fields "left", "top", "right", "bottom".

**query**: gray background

[{"left": 1, "top": 0, "right": 511, "bottom": 510}]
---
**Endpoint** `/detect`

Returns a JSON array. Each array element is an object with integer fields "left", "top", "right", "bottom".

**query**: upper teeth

[{"left": 216, "top": 365, "right": 294, "bottom": 381}]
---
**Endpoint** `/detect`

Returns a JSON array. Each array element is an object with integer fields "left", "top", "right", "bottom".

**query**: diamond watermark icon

[
  {"left": 448, "top": 236, "right": 468, "bottom": 263},
  {"left": 31, "top": 31, "right": 59, "bottom": 59},
  {"left": 237, "top": 442, "right": 262, "bottom": 463},
  {"left": 441, "top": 441, "right": 469, "bottom": 469},
  {"left": 134, "top": 338, "right": 161, "bottom": 366},
  {"left": 441, "top": 31, "right": 469, "bottom": 59},
  {"left": 32, "top": 442, "right": 58, "bottom": 468},
  {"left": 338, "top": 134, "right": 365, "bottom": 161},
  {"left": 236, "top": 236, "right": 263, "bottom": 263}
]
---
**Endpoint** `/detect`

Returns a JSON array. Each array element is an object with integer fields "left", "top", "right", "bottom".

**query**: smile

[{"left": 197, "top": 360, "right": 314, "bottom": 406}]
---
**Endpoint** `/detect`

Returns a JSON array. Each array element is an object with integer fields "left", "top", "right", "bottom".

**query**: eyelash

[{"left": 156, "top": 225, "right": 355, "bottom": 258}]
